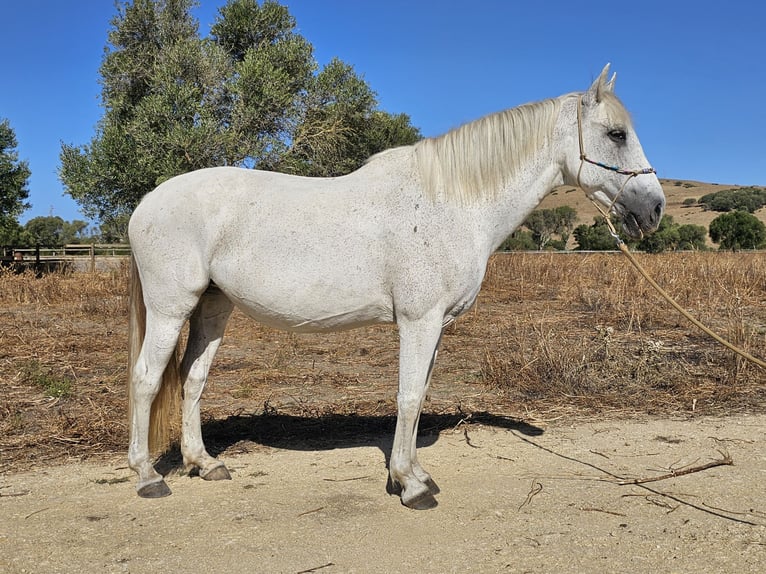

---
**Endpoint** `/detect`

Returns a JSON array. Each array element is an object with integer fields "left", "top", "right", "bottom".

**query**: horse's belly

[
  {"left": 236, "top": 300, "right": 394, "bottom": 333},
  {"left": 221, "top": 284, "right": 394, "bottom": 333}
]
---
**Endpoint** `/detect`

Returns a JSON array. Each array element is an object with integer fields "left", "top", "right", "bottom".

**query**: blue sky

[{"left": 2, "top": 0, "right": 765, "bottom": 224}]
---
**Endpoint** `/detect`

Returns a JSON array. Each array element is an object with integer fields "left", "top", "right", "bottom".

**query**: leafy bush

[
  {"left": 709, "top": 211, "right": 766, "bottom": 251},
  {"left": 698, "top": 187, "right": 766, "bottom": 213},
  {"left": 573, "top": 217, "right": 620, "bottom": 250},
  {"left": 636, "top": 215, "right": 707, "bottom": 252},
  {"left": 498, "top": 230, "right": 537, "bottom": 251},
  {"left": 574, "top": 215, "right": 707, "bottom": 252},
  {"left": 522, "top": 206, "right": 577, "bottom": 250},
  {"left": 500, "top": 206, "right": 578, "bottom": 250}
]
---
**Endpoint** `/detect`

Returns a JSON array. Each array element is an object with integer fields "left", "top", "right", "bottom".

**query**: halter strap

[
  {"left": 576, "top": 95, "right": 656, "bottom": 182},
  {"left": 575, "top": 95, "right": 656, "bottom": 242}
]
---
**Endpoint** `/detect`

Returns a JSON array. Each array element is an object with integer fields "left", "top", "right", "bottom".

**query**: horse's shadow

[{"left": 155, "top": 411, "right": 544, "bottom": 475}]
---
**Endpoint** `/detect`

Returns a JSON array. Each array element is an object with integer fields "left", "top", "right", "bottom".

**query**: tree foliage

[
  {"left": 635, "top": 215, "right": 707, "bottom": 253},
  {"left": 522, "top": 206, "right": 577, "bottom": 250},
  {"left": 675, "top": 222, "right": 708, "bottom": 251},
  {"left": 0, "top": 218, "right": 27, "bottom": 246},
  {"left": 574, "top": 214, "right": 708, "bottom": 252},
  {"left": 698, "top": 187, "right": 766, "bottom": 213},
  {"left": 573, "top": 217, "right": 620, "bottom": 251},
  {"left": 709, "top": 211, "right": 766, "bottom": 251},
  {"left": 0, "top": 119, "right": 31, "bottom": 226},
  {"left": 498, "top": 230, "right": 537, "bottom": 251},
  {"left": 15, "top": 216, "right": 91, "bottom": 246},
  {"left": 60, "top": 0, "right": 420, "bottom": 223}
]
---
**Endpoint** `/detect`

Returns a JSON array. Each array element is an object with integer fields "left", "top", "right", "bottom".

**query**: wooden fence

[{"left": 1, "top": 244, "right": 131, "bottom": 273}]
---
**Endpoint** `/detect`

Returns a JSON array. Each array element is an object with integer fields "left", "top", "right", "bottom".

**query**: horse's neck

[
  {"left": 474, "top": 151, "right": 565, "bottom": 254},
  {"left": 456, "top": 95, "right": 572, "bottom": 255}
]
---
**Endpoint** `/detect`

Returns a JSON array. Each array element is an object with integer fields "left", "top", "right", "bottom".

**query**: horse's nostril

[{"left": 653, "top": 201, "right": 664, "bottom": 222}]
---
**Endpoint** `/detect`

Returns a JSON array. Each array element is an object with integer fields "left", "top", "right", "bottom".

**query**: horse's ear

[
  {"left": 583, "top": 63, "right": 612, "bottom": 105},
  {"left": 606, "top": 72, "right": 617, "bottom": 92}
]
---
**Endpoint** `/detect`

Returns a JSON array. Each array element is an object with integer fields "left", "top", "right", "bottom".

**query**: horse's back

[{"left": 128, "top": 158, "right": 418, "bottom": 330}]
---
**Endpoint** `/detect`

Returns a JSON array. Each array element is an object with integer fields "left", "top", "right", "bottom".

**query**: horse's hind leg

[
  {"left": 180, "top": 287, "right": 234, "bottom": 480},
  {"left": 129, "top": 313, "right": 187, "bottom": 498}
]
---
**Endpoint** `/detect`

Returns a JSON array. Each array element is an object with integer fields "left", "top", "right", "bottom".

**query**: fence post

[{"left": 90, "top": 243, "right": 96, "bottom": 273}]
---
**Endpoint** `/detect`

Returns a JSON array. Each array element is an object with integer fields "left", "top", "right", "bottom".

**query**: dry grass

[
  {"left": 1, "top": 252, "right": 765, "bottom": 472},
  {"left": 479, "top": 252, "right": 766, "bottom": 414}
]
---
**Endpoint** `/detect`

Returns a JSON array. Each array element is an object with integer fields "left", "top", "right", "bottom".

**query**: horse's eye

[{"left": 608, "top": 129, "right": 627, "bottom": 143}]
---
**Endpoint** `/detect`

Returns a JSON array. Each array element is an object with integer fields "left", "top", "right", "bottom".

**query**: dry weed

[{"left": 481, "top": 252, "right": 766, "bottom": 415}]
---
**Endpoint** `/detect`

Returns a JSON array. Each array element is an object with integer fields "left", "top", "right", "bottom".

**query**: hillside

[{"left": 537, "top": 179, "right": 766, "bottom": 246}]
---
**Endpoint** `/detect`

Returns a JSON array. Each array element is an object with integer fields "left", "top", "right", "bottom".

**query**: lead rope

[{"left": 576, "top": 96, "right": 766, "bottom": 370}]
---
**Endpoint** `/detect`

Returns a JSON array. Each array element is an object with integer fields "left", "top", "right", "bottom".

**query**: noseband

[{"left": 576, "top": 95, "right": 656, "bottom": 240}]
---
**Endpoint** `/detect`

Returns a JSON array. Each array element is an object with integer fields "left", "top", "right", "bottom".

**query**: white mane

[{"left": 414, "top": 97, "right": 562, "bottom": 203}]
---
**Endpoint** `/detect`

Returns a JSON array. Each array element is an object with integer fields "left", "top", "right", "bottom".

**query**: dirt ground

[{"left": 2, "top": 415, "right": 765, "bottom": 573}]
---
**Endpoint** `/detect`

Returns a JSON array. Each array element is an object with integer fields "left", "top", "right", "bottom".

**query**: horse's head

[{"left": 567, "top": 64, "right": 665, "bottom": 239}]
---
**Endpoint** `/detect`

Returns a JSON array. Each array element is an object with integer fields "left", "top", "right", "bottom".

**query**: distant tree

[
  {"left": 25, "top": 216, "right": 66, "bottom": 246},
  {"left": 575, "top": 214, "right": 708, "bottom": 253},
  {"left": 573, "top": 217, "right": 621, "bottom": 250},
  {"left": 0, "top": 119, "right": 31, "bottom": 233},
  {"left": 498, "top": 229, "right": 537, "bottom": 251},
  {"left": 523, "top": 206, "right": 577, "bottom": 250},
  {"left": 635, "top": 221, "right": 677, "bottom": 253},
  {"left": 676, "top": 223, "right": 708, "bottom": 250},
  {"left": 635, "top": 215, "right": 704, "bottom": 252},
  {"left": 62, "top": 220, "right": 92, "bottom": 244},
  {"left": 0, "top": 218, "right": 28, "bottom": 246},
  {"left": 709, "top": 211, "right": 766, "bottom": 251},
  {"left": 553, "top": 205, "right": 578, "bottom": 246},
  {"left": 698, "top": 187, "right": 766, "bottom": 213},
  {"left": 60, "top": 0, "right": 420, "bottom": 223},
  {"left": 98, "top": 214, "right": 131, "bottom": 243}
]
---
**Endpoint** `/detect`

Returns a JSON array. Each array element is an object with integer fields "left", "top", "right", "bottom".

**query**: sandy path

[{"left": 2, "top": 415, "right": 765, "bottom": 573}]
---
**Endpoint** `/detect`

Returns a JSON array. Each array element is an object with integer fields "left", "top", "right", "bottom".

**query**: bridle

[{"left": 575, "top": 94, "right": 656, "bottom": 241}]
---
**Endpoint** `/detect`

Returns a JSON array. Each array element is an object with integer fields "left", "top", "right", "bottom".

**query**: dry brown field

[{"left": 1, "top": 248, "right": 764, "bottom": 473}]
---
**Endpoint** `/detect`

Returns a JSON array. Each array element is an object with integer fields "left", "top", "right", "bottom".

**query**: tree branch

[{"left": 618, "top": 450, "right": 733, "bottom": 486}]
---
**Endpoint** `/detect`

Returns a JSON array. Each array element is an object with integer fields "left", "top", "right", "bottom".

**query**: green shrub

[
  {"left": 709, "top": 211, "right": 766, "bottom": 251},
  {"left": 698, "top": 187, "right": 766, "bottom": 213}
]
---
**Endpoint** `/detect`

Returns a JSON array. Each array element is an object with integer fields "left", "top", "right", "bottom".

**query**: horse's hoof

[
  {"left": 201, "top": 465, "right": 231, "bottom": 481},
  {"left": 403, "top": 491, "right": 438, "bottom": 510},
  {"left": 137, "top": 480, "right": 172, "bottom": 498},
  {"left": 424, "top": 478, "right": 440, "bottom": 495}
]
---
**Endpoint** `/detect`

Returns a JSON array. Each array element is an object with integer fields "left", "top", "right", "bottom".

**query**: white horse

[{"left": 127, "top": 65, "right": 665, "bottom": 508}]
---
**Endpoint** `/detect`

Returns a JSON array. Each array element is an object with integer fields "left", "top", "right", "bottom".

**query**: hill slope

[{"left": 536, "top": 179, "right": 766, "bottom": 246}]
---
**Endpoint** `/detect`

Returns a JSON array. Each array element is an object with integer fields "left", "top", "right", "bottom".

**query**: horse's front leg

[
  {"left": 180, "top": 290, "right": 233, "bottom": 480},
  {"left": 390, "top": 314, "right": 443, "bottom": 509}
]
